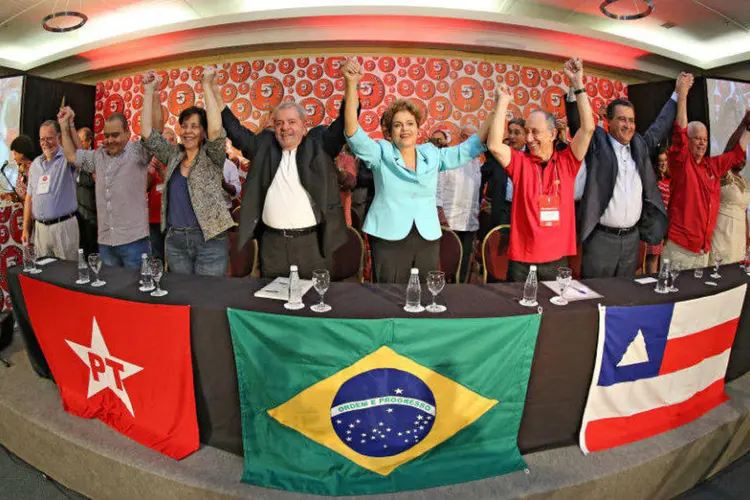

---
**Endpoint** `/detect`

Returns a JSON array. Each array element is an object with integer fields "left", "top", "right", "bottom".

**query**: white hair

[
  {"left": 687, "top": 121, "right": 707, "bottom": 138},
  {"left": 272, "top": 102, "right": 307, "bottom": 123}
]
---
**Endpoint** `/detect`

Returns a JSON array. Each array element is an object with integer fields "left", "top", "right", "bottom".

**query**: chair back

[
  {"left": 568, "top": 243, "right": 583, "bottom": 280},
  {"left": 439, "top": 227, "right": 463, "bottom": 284},
  {"left": 636, "top": 241, "right": 647, "bottom": 275},
  {"left": 228, "top": 206, "right": 257, "bottom": 277},
  {"left": 481, "top": 224, "right": 510, "bottom": 282},
  {"left": 331, "top": 226, "right": 365, "bottom": 282}
]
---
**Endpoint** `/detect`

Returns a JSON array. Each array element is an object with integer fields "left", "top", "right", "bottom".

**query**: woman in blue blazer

[{"left": 342, "top": 58, "right": 495, "bottom": 283}]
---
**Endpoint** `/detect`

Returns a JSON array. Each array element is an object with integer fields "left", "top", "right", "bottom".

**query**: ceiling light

[
  {"left": 42, "top": 11, "right": 87, "bottom": 33},
  {"left": 600, "top": 0, "right": 654, "bottom": 21}
]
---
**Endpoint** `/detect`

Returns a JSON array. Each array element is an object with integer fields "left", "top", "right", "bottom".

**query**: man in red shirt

[
  {"left": 487, "top": 57, "right": 595, "bottom": 281},
  {"left": 663, "top": 84, "right": 750, "bottom": 269}
]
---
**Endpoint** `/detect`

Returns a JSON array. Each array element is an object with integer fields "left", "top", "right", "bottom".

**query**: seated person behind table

[
  {"left": 486, "top": 57, "right": 595, "bottom": 282},
  {"left": 342, "top": 57, "right": 493, "bottom": 283},
  {"left": 141, "top": 68, "right": 236, "bottom": 276},
  {"left": 215, "top": 69, "right": 350, "bottom": 280},
  {"left": 664, "top": 83, "right": 750, "bottom": 269},
  {"left": 59, "top": 107, "right": 155, "bottom": 268},
  {"left": 22, "top": 120, "right": 79, "bottom": 260}
]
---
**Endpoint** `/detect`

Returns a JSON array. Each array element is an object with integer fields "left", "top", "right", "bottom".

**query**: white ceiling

[{"left": 0, "top": 0, "right": 748, "bottom": 78}]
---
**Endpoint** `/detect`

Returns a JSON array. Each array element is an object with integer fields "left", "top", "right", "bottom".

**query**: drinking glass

[
  {"left": 550, "top": 267, "right": 573, "bottom": 306},
  {"left": 25, "top": 245, "right": 41, "bottom": 274},
  {"left": 150, "top": 258, "right": 167, "bottom": 297},
  {"left": 88, "top": 253, "right": 106, "bottom": 287},
  {"left": 22, "top": 244, "right": 32, "bottom": 272},
  {"left": 711, "top": 251, "right": 722, "bottom": 279},
  {"left": 669, "top": 263, "right": 681, "bottom": 292},
  {"left": 426, "top": 270, "right": 447, "bottom": 313},
  {"left": 693, "top": 267, "right": 704, "bottom": 279},
  {"left": 310, "top": 269, "right": 332, "bottom": 313}
]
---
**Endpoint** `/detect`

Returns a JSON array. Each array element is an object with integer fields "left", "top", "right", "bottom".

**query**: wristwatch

[{"left": 573, "top": 88, "right": 586, "bottom": 96}]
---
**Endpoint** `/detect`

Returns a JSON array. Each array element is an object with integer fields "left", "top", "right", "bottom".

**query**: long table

[{"left": 8, "top": 261, "right": 750, "bottom": 456}]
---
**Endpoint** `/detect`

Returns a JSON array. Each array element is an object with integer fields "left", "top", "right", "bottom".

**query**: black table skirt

[{"left": 8, "top": 262, "right": 750, "bottom": 456}]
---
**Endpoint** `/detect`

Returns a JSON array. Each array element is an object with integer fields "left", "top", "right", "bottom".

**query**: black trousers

[
  {"left": 508, "top": 256, "right": 569, "bottom": 282},
  {"left": 370, "top": 225, "right": 439, "bottom": 284},
  {"left": 76, "top": 213, "right": 98, "bottom": 258},
  {"left": 581, "top": 226, "right": 640, "bottom": 279},
  {"left": 259, "top": 229, "right": 329, "bottom": 280},
  {"left": 453, "top": 230, "right": 475, "bottom": 283}
]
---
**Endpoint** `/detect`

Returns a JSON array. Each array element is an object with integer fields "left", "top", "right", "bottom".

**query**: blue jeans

[
  {"left": 165, "top": 228, "right": 229, "bottom": 277},
  {"left": 99, "top": 237, "right": 150, "bottom": 269}
]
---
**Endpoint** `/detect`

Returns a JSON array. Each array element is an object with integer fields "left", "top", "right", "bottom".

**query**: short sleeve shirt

[{"left": 506, "top": 147, "right": 583, "bottom": 263}]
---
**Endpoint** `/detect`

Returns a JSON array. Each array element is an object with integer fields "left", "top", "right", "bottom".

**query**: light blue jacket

[{"left": 347, "top": 127, "right": 486, "bottom": 241}]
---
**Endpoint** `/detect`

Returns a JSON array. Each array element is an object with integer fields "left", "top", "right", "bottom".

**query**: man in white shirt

[
  {"left": 222, "top": 158, "right": 242, "bottom": 210},
  {"left": 568, "top": 73, "right": 693, "bottom": 278},
  {"left": 437, "top": 127, "right": 481, "bottom": 282},
  {"left": 219, "top": 79, "right": 351, "bottom": 278}
]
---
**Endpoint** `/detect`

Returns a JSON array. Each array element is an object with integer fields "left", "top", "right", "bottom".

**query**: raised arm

[
  {"left": 487, "top": 84, "right": 513, "bottom": 167},
  {"left": 58, "top": 107, "right": 78, "bottom": 164},
  {"left": 676, "top": 74, "right": 689, "bottom": 130},
  {"left": 477, "top": 110, "right": 495, "bottom": 144},
  {"left": 151, "top": 82, "right": 164, "bottom": 134},
  {"left": 141, "top": 71, "right": 159, "bottom": 140},
  {"left": 342, "top": 58, "right": 363, "bottom": 139},
  {"left": 642, "top": 73, "right": 690, "bottom": 152},
  {"left": 201, "top": 67, "right": 223, "bottom": 141},
  {"left": 341, "top": 57, "right": 382, "bottom": 168},
  {"left": 724, "top": 109, "right": 750, "bottom": 153},
  {"left": 564, "top": 58, "right": 594, "bottom": 162}
]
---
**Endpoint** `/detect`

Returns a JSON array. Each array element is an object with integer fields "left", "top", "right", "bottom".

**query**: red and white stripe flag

[{"left": 580, "top": 284, "right": 746, "bottom": 454}]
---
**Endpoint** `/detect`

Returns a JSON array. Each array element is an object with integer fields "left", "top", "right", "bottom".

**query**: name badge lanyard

[{"left": 537, "top": 160, "right": 561, "bottom": 227}]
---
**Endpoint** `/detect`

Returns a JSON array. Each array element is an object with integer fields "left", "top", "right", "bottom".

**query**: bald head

[{"left": 687, "top": 121, "right": 708, "bottom": 162}]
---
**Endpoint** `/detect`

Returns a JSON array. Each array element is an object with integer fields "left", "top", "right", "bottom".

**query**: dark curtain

[
  {"left": 21, "top": 75, "right": 95, "bottom": 158},
  {"left": 627, "top": 76, "right": 709, "bottom": 150}
]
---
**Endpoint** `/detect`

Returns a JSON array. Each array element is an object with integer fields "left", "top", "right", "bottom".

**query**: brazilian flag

[{"left": 227, "top": 310, "right": 540, "bottom": 495}]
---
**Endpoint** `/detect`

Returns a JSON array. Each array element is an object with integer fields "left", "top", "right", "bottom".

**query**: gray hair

[
  {"left": 272, "top": 101, "right": 307, "bottom": 123},
  {"left": 528, "top": 110, "right": 556, "bottom": 133},
  {"left": 40, "top": 119, "right": 60, "bottom": 134},
  {"left": 687, "top": 121, "right": 707, "bottom": 138}
]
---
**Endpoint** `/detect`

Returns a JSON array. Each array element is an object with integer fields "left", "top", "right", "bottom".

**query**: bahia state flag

[
  {"left": 20, "top": 276, "right": 199, "bottom": 460},
  {"left": 227, "top": 309, "right": 541, "bottom": 495},
  {"left": 580, "top": 285, "right": 747, "bottom": 454}
]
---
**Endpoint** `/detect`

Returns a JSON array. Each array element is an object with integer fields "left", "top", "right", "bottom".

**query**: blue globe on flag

[{"left": 330, "top": 368, "right": 436, "bottom": 457}]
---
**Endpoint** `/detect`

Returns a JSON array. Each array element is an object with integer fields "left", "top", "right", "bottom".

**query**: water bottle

[
  {"left": 656, "top": 258, "right": 670, "bottom": 294},
  {"left": 139, "top": 253, "right": 154, "bottom": 291},
  {"left": 521, "top": 265, "right": 538, "bottom": 306},
  {"left": 284, "top": 265, "right": 304, "bottom": 310},
  {"left": 405, "top": 268, "right": 423, "bottom": 312},
  {"left": 76, "top": 249, "right": 90, "bottom": 284}
]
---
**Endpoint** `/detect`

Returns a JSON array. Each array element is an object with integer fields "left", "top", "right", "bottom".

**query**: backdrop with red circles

[
  {"left": 0, "top": 202, "right": 25, "bottom": 311},
  {"left": 95, "top": 55, "right": 627, "bottom": 183}
]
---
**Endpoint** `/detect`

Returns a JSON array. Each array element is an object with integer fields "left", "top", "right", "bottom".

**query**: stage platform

[{"left": 1, "top": 334, "right": 750, "bottom": 500}]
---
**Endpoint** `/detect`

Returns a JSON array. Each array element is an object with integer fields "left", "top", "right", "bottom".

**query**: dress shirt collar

[{"left": 607, "top": 134, "right": 632, "bottom": 161}]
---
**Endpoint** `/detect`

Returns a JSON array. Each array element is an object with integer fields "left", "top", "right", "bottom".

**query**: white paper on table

[
  {"left": 35, "top": 257, "right": 57, "bottom": 266},
  {"left": 254, "top": 277, "right": 314, "bottom": 301},
  {"left": 542, "top": 280, "right": 603, "bottom": 302},
  {"left": 634, "top": 277, "right": 658, "bottom": 284}
]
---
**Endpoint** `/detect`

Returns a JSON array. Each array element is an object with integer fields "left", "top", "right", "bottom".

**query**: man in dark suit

[
  {"left": 218, "top": 89, "right": 354, "bottom": 279},
  {"left": 567, "top": 72, "right": 693, "bottom": 278}
]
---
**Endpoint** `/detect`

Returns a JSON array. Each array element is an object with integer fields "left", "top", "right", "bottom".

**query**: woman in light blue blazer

[{"left": 342, "top": 58, "right": 497, "bottom": 283}]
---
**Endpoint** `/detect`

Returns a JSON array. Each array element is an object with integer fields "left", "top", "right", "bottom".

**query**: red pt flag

[{"left": 20, "top": 276, "right": 199, "bottom": 459}]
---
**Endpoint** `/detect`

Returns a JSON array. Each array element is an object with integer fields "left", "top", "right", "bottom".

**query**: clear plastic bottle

[
  {"left": 139, "top": 253, "right": 154, "bottom": 292},
  {"left": 76, "top": 249, "right": 90, "bottom": 284},
  {"left": 656, "top": 258, "right": 670, "bottom": 294},
  {"left": 405, "top": 268, "right": 423, "bottom": 312},
  {"left": 521, "top": 265, "right": 538, "bottom": 306},
  {"left": 284, "top": 265, "right": 304, "bottom": 310}
]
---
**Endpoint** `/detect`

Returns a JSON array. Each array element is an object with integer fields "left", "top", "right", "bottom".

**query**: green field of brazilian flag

[{"left": 227, "top": 310, "right": 541, "bottom": 495}]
